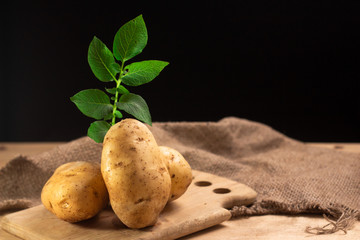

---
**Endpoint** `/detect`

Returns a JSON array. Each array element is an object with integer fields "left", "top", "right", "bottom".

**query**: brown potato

[
  {"left": 159, "top": 146, "right": 192, "bottom": 201},
  {"left": 41, "top": 161, "right": 109, "bottom": 223},
  {"left": 101, "top": 119, "right": 171, "bottom": 229}
]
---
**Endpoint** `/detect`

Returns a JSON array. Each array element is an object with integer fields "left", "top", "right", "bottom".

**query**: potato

[
  {"left": 41, "top": 161, "right": 109, "bottom": 223},
  {"left": 101, "top": 119, "right": 171, "bottom": 229},
  {"left": 159, "top": 146, "right": 192, "bottom": 201}
]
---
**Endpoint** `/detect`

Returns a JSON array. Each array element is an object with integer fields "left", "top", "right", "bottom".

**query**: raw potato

[
  {"left": 101, "top": 119, "right": 171, "bottom": 229},
  {"left": 159, "top": 146, "right": 192, "bottom": 201},
  {"left": 41, "top": 161, "right": 109, "bottom": 223}
]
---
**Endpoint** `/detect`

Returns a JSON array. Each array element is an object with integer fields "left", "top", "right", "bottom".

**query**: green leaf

[
  {"left": 111, "top": 62, "right": 121, "bottom": 72},
  {"left": 122, "top": 60, "right": 169, "bottom": 86},
  {"left": 88, "top": 36, "right": 119, "bottom": 82},
  {"left": 87, "top": 121, "right": 111, "bottom": 143},
  {"left": 104, "top": 110, "right": 122, "bottom": 120},
  {"left": 117, "top": 93, "right": 152, "bottom": 125},
  {"left": 113, "top": 15, "right": 148, "bottom": 62},
  {"left": 105, "top": 87, "right": 116, "bottom": 95},
  {"left": 103, "top": 112, "right": 113, "bottom": 120},
  {"left": 117, "top": 85, "right": 130, "bottom": 94},
  {"left": 105, "top": 85, "right": 130, "bottom": 95},
  {"left": 70, "top": 89, "right": 113, "bottom": 120},
  {"left": 115, "top": 110, "right": 123, "bottom": 119}
]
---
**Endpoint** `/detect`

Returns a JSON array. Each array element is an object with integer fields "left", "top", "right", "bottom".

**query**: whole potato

[
  {"left": 41, "top": 161, "right": 109, "bottom": 223},
  {"left": 101, "top": 119, "right": 171, "bottom": 229},
  {"left": 159, "top": 146, "right": 192, "bottom": 201}
]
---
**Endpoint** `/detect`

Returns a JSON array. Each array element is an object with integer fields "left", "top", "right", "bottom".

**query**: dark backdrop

[{"left": 1, "top": 1, "right": 359, "bottom": 142}]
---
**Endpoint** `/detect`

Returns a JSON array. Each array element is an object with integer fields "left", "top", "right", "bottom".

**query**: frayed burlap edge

[
  {"left": 231, "top": 200, "right": 359, "bottom": 234},
  {"left": 1, "top": 117, "right": 359, "bottom": 235},
  {"left": 305, "top": 211, "right": 359, "bottom": 235}
]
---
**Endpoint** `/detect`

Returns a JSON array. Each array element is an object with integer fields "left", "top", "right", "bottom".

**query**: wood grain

[
  {"left": 1, "top": 142, "right": 359, "bottom": 240},
  {"left": 1, "top": 170, "right": 257, "bottom": 240}
]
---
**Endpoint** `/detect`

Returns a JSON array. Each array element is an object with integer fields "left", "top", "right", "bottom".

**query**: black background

[{"left": 1, "top": 1, "right": 359, "bottom": 142}]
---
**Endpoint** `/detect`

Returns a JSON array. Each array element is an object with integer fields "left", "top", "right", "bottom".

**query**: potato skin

[
  {"left": 159, "top": 146, "right": 192, "bottom": 201},
  {"left": 101, "top": 119, "right": 171, "bottom": 229},
  {"left": 41, "top": 161, "right": 109, "bottom": 223}
]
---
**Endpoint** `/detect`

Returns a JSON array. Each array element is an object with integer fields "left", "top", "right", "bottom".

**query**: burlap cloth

[{"left": 1, "top": 117, "right": 359, "bottom": 230}]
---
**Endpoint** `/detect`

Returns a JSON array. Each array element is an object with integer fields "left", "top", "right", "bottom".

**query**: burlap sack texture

[{"left": 1, "top": 117, "right": 359, "bottom": 231}]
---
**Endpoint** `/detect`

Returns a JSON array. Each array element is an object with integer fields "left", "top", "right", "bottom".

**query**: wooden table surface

[{"left": 0, "top": 142, "right": 359, "bottom": 239}]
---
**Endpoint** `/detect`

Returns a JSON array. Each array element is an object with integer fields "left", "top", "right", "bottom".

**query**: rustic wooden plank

[
  {"left": 307, "top": 142, "right": 360, "bottom": 153},
  {"left": 1, "top": 170, "right": 257, "bottom": 240},
  {"left": 181, "top": 214, "right": 360, "bottom": 240},
  {"left": 1, "top": 142, "right": 359, "bottom": 239}
]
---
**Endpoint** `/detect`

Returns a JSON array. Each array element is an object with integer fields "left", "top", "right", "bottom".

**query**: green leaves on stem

[
  {"left": 70, "top": 89, "right": 113, "bottom": 120},
  {"left": 88, "top": 37, "right": 120, "bottom": 82},
  {"left": 122, "top": 60, "right": 169, "bottom": 86},
  {"left": 113, "top": 15, "right": 148, "bottom": 62},
  {"left": 87, "top": 121, "right": 111, "bottom": 143},
  {"left": 70, "top": 14, "right": 168, "bottom": 143},
  {"left": 117, "top": 93, "right": 152, "bottom": 125}
]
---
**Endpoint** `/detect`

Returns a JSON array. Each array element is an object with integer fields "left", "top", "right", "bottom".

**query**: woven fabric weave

[{"left": 1, "top": 117, "right": 359, "bottom": 221}]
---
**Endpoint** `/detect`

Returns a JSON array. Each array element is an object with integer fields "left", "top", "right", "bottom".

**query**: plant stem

[
  {"left": 111, "top": 61, "right": 125, "bottom": 125},
  {"left": 111, "top": 80, "right": 120, "bottom": 125}
]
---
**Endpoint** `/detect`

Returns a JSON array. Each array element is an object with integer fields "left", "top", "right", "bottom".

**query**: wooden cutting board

[{"left": 1, "top": 170, "right": 257, "bottom": 240}]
